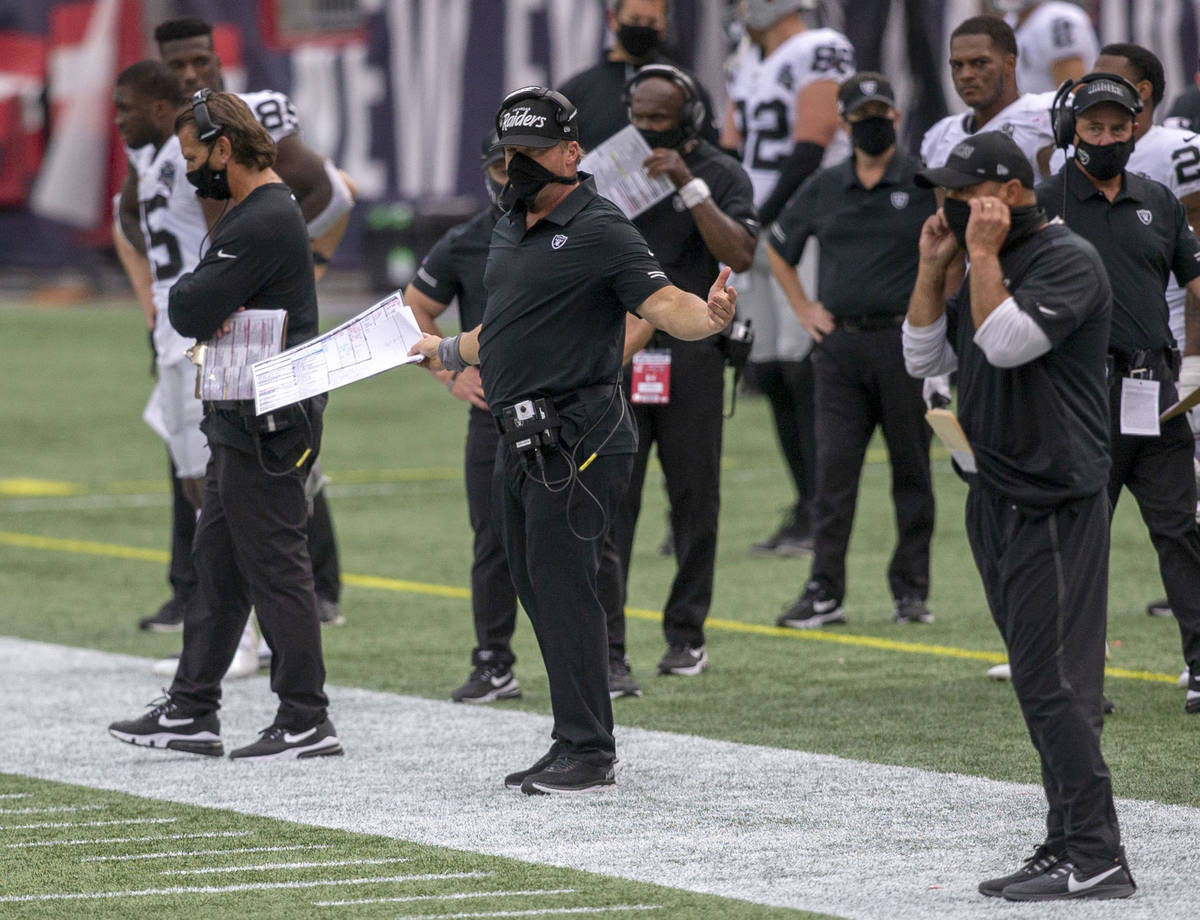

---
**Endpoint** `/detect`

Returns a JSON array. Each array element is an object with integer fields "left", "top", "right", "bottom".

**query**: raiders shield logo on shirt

[
  {"left": 552, "top": 234, "right": 568, "bottom": 249},
  {"left": 1137, "top": 209, "right": 1153, "bottom": 226},
  {"left": 890, "top": 191, "right": 909, "bottom": 210}
]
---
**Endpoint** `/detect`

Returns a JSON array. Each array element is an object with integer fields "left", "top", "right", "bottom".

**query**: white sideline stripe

[
  {"left": 158, "top": 856, "right": 410, "bottom": 875},
  {"left": 9, "top": 831, "right": 250, "bottom": 848},
  {"left": 0, "top": 804, "right": 105, "bottom": 815},
  {"left": 393, "top": 909, "right": 661, "bottom": 919},
  {"left": 0, "top": 793, "right": 30, "bottom": 799},
  {"left": 314, "top": 888, "right": 577, "bottom": 907},
  {"left": 6, "top": 638, "right": 1200, "bottom": 920},
  {"left": 0, "top": 872, "right": 493, "bottom": 903},
  {"left": 0, "top": 817, "right": 175, "bottom": 831},
  {"left": 84, "top": 844, "right": 331, "bottom": 862}
]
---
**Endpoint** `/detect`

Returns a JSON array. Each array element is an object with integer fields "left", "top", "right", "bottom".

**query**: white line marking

[
  {"left": 0, "top": 817, "right": 176, "bottom": 831},
  {"left": 0, "top": 872, "right": 493, "bottom": 903},
  {"left": 314, "top": 888, "right": 576, "bottom": 907},
  {"left": 158, "top": 856, "right": 411, "bottom": 875},
  {"left": 84, "top": 844, "right": 332, "bottom": 862},
  {"left": 0, "top": 804, "right": 105, "bottom": 815},
  {"left": 393, "top": 909, "right": 661, "bottom": 919},
  {"left": 8, "top": 831, "right": 250, "bottom": 848},
  {"left": 0, "top": 794, "right": 30, "bottom": 799}
]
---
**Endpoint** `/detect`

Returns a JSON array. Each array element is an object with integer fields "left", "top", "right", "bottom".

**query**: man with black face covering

[
  {"left": 558, "top": 0, "right": 717, "bottom": 151},
  {"left": 1037, "top": 74, "right": 1200, "bottom": 716},
  {"left": 767, "top": 73, "right": 937, "bottom": 630},
  {"left": 904, "top": 130, "right": 1135, "bottom": 902}
]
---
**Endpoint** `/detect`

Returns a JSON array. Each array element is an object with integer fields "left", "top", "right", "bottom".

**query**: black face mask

[
  {"left": 186, "top": 148, "right": 231, "bottom": 200},
  {"left": 638, "top": 126, "right": 686, "bottom": 150},
  {"left": 943, "top": 197, "right": 971, "bottom": 251},
  {"left": 850, "top": 117, "right": 895, "bottom": 156},
  {"left": 503, "top": 152, "right": 575, "bottom": 210},
  {"left": 943, "top": 197, "right": 1046, "bottom": 252},
  {"left": 1074, "top": 138, "right": 1134, "bottom": 181},
  {"left": 617, "top": 23, "right": 661, "bottom": 60},
  {"left": 484, "top": 172, "right": 506, "bottom": 208}
]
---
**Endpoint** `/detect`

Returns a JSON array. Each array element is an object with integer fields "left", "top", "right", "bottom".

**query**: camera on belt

[
  {"left": 721, "top": 317, "right": 754, "bottom": 371},
  {"left": 499, "top": 397, "right": 561, "bottom": 455}
]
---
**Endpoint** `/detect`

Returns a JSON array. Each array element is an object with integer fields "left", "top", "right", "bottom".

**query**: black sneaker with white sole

[
  {"left": 504, "top": 745, "right": 563, "bottom": 789},
  {"left": 978, "top": 842, "right": 1065, "bottom": 898},
  {"left": 1146, "top": 597, "right": 1172, "bottom": 617},
  {"left": 137, "top": 598, "right": 185, "bottom": 632},
  {"left": 108, "top": 695, "right": 223, "bottom": 756},
  {"left": 1001, "top": 859, "right": 1135, "bottom": 901},
  {"left": 657, "top": 644, "right": 708, "bottom": 675},
  {"left": 228, "top": 718, "right": 343, "bottom": 760},
  {"left": 520, "top": 753, "right": 619, "bottom": 795},
  {"left": 776, "top": 583, "right": 845, "bottom": 629},
  {"left": 608, "top": 656, "right": 643, "bottom": 699},
  {"left": 1186, "top": 669, "right": 1200, "bottom": 714},
  {"left": 893, "top": 597, "right": 934, "bottom": 624},
  {"left": 451, "top": 663, "right": 521, "bottom": 703}
]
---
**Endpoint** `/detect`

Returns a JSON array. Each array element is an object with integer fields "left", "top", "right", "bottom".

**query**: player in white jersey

[
  {"left": 991, "top": 1, "right": 1097, "bottom": 94},
  {"left": 921, "top": 16, "right": 1056, "bottom": 182},
  {"left": 720, "top": 0, "right": 855, "bottom": 557}
]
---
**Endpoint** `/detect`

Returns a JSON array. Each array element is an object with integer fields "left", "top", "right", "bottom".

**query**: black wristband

[{"left": 757, "top": 141, "right": 825, "bottom": 226}]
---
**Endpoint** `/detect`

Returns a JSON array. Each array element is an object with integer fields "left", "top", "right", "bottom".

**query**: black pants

[
  {"left": 497, "top": 442, "right": 631, "bottom": 765},
  {"left": 1108, "top": 390, "right": 1200, "bottom": 675},
  {"left": 746, "top": 358, "right": 816, "bottom": 503},
  {"left": 465, "top": 406, "right": 518, "bottom": 666},
  {"left": 603, "top": 338, "right": 724, "bottom": 654},
  {"left": 809, "top": 326, "right": 934, "bottom": 601},
  {"left": 171, "top": 434, "right": 329, "bottom": 731},
  {"left": 966, "top": 487, "right": 1122, "bottom": 874},
  {"left": 166, "top": 454, "right": 198, "bottom": 604}
]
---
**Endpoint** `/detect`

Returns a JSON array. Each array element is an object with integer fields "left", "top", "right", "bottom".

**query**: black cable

[{"left": 250, "top": 401, "right": 315, "bottom": 478}]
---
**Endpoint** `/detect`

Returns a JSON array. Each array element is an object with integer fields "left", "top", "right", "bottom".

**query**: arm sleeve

[
  {"left": 767, "top": 172, "right": 819, "bottom": 265},
  {"left": 600, "top": 216, "right": 673, "bottom": 314},
  {"left": 756, "top": 141, "right": 825, "bottom": 226},
  {"left": 1169, "top": 192, "right": 1200, "bottom": 288},
  {"left": 409, "top": 227, "right": 462, "bottom": 305},
  {"left": 973, "top": 297, "right": 1054, "bottom": 368},
  {"left": 902, "top": 315, "right": 958, "bottom": 377}
]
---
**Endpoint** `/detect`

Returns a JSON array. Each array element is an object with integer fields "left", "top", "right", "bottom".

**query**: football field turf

[{"left": 1, "top": 301, "right": 1197, "bottom": 918}]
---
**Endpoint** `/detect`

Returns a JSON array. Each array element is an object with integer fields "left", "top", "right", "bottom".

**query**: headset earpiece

[
  {"left": 191, "top": 88, "right": 223, "bottom": 143},
  {"left": 1050, "top": 72, "right": 1143, "bottom": 150},
  {"left": 624, "top": 64, "right": 705, "bottom": 140},
  {"left": 495, "top": 86, "right": 578, "bottom": 136}
]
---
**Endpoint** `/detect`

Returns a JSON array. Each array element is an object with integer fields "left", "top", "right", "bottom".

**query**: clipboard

[
  {"left": 925, "top": 407, "right": 977, "bottom": 473},
  {"left": 1160, "top": 386, "right": 1200, "bottom": 423}
]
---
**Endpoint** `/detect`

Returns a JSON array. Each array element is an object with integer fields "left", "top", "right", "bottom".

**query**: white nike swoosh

[
  {"left": 1067, "top": 865, "right": 1123, "bottom": 892},
  {"left": 283, "top": 727, "right": 318, "bottom": 744},
  {"left": 216, "top": 249, "right": 237, "bottom": 260},
  {"left": 813, "top": 599, "right": 839, "bottom": 613},
  {"left": 1038, "top": 305, "right": 1057, "bottom": 317},
  {"left": 158, "top": 715, "right": 194, "bottom": 727}
]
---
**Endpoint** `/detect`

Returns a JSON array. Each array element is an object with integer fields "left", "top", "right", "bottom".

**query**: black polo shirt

[
  {"left": 1037, "top": 163, "right": 1200, "bottom": 353},
  {"left": 410, "top": 205, "right": 500, "bottom": 331},
  {"left": 946, "top": 222, "right": 1112, "bottom": 508},
  {"left": 769, "top": 149, "right": 937, "bottom": 317},
  {"left": 480, "top": 174, "right": 672, "bottom": 454},
  {"left": 558, "top": 56, "right": 718, "bottom": 151},
  {"left": 633, "top": 139, "right": 757, "bottom": 300}
]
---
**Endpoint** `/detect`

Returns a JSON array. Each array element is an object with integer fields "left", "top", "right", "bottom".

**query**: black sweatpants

[
  {"left": 1108, "top": 392, "right": 1200, "bottom": 676},
  {"left": 809, "top": 326, "right": 934, "bottom": 601},
  {"left": 172, "top": 432, "right": 329, "bottom": 732},
  {"left": 465, "top": 406, "right": 518, "bottom": 666},
  {"left": 497, "top": 443, "right": 631, "bottom": 765},
  {"left": 166, "top": 454, "right": 198, "bottom": 604},
  {"left": 604, "top": 338, "right": 724, "bottom": 654},
  {"left": 966, "top": 487, "right": 1122, "bottom": 875}
]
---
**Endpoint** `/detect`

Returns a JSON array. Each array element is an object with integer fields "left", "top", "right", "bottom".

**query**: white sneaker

[
  {"left": 987, "top": 662, "right": 1012, "bottom": 681},
  {"left": 1180, "top": 668, "right": 1190, "bottom": 689},
  {"left": 224, "top": 619, "right": 260, "bottom": 679}
]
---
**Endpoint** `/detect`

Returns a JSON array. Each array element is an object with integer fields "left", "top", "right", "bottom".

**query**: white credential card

[{"left": 1120, "top": 377, "right": 1160, "bottom": 437}]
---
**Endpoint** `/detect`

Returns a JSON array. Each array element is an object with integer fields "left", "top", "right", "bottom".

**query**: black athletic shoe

[
  {"left": 108, "top": 694, "right": 223, "bottom": 756},
  {"left": 451, "top": 663, "right": 521, "bottom": 703},
  {"left": 893, "top": 597, "right": 934, "bottom": 624},
  {"left": 1146, "top": 598, "right": 1172, "bottom": 617},
  {"left": 750, "top": 503, "right": 813, "bottom": 557},
  {"left": 504, "top": 745, "right": 562, "bottom": 789},
  {"left": 1186, "top": 670, "right": 1200, "bottom": 714},
  {"left": 777, "top": 582, "right": 846, "bottom": 629},
  {"left": 520, "top": 754, "right": 619, "bottom": 795},
  {"left": 608, "top": 656, "right": 643, "bottom": 699},
  {"left": 138, "top": 598, "right": 185, "bottom": 632},
  {"left": 1001, "top": 859, "right": 1135, "bottom": 901},
  {"left": 657, "top": 644, "right": 708, "bottom": 676},
  {"left": 317, "top": 597, "right": 345, "bottom": 626},
  {"left": 228, "top": 718, "right": 343, "bottom": 760},
  {"left": 978, "top": 843, "right": 1065, "bottom": 898}
]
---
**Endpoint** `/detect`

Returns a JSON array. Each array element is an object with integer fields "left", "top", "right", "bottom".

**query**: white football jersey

[
  {"left": 237, "top": 89, "right": 299, "bottom": 144},
  {"left": 1014, "top": 2, "right": 1099, "bottom": 95},
  {"left": 129, "top": 136, "right": 208, "bottom": 366},
  {"left": 728, "top": 28, "right": 855, "bottom": 207},
  {"left": 921, "top": 91, "right": 1056, "bottom": 181}
]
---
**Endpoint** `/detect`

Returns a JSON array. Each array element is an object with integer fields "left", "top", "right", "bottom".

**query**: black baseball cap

[
  {"left": 915, "top": 131, "right": 1034, "bottom": 190},
  {"left": 480, "top": 130, "right": 504, "bottom": 168},
  {"left": 1072, "top": 73, "right": 1140, "bottom": 116},
  {"left": 495, "top": 87, "right": 577, "bottom": 148},
  {"left": 837, "top": 72, "right": 895, "bottom": 116}
]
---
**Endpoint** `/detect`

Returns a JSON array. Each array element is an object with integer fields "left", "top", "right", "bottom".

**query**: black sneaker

[
  {"left": 776, "top": 582, "right": 845, "bottom": 629},
  {"left": 138, "top": 598, "right": 185, "bottom": 632},
  {"left": 520, "top": 753, "right": 619, "bottom": 795},
  {"left": 608, "top": 657, "right": 643, "bottom": 699},
  {"left": 1002, "top": 859, "right": 1135, "bottom": 901},
  {"left": 751, "top": 503, "right": 813, "bottom": 557},
  {"left": 108, "top": 695, "right": 223, "bottom": 756},
  {"left": 317, "top": 598, "right": 345, "bottom": 626},
  {"left": 451, "top": 663, "right": 521, "bottom": 703},
  {"left": 978, "top": 843, "right": 1065, "bottom": 898},
  {"left": 1186, "top": 669, "right": 1200, "bottom": 714},
  {"left": 1146, "top": 597, "right": 1172, "bottom": 617},
  {"left": 893, "top": 597, "right": 934, "bottom": 624},
  {"left": 504, "top": 745, "right": 562, "bottom": 789},
  {"left": 228, "top": 718, "right": 343, "bottom": 760},
  {"left": 657, "top": 644, "right": 708, "bottom": 676}
]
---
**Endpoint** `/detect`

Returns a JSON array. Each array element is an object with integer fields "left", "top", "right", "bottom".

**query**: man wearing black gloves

[
  {"left": 600, "top": 65, "right": 756, "bottom": 679},
  {"left": 769, "top": 73, "right": 937, "bottom": 630},
  {"left": 1038, "top": 74, "right": 1200, "bottom": 715},
  {"left": 412, "top": 86, "right": 735, "bottom": 795},
  {"left": 109, "top": 91, "right": 340, "bottom": 761},
  {"left": 905, "top": 130, "right": 1134, "bottom": 901}
]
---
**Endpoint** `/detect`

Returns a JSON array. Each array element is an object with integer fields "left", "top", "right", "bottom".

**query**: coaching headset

[
  {"left": 1050, "top": 71, "right": 1142, "bottom": 151},
  {"left": 623, "top": 64, "right": 706, "bottom": 140},
  {"left": 494, "top": 85, "right": 578, "bottom": 138},
  {"left": 190, "top": 88, "right": 225, "bottom": 142}
]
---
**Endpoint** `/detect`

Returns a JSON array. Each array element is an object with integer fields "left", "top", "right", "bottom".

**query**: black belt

[
  {"left": 835, "top": 313, "right": 904, "bottom": 332},
  {"left": 205, "top": 400, "right": 256, "bottom": 414},
  {"left": 1107, "top": 347, "right": 1179, "bottom": 381}
]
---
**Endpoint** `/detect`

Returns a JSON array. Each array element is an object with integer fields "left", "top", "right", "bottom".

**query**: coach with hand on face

[{"left": 412, "top": 86, "right": 735, "bottom": 796}]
